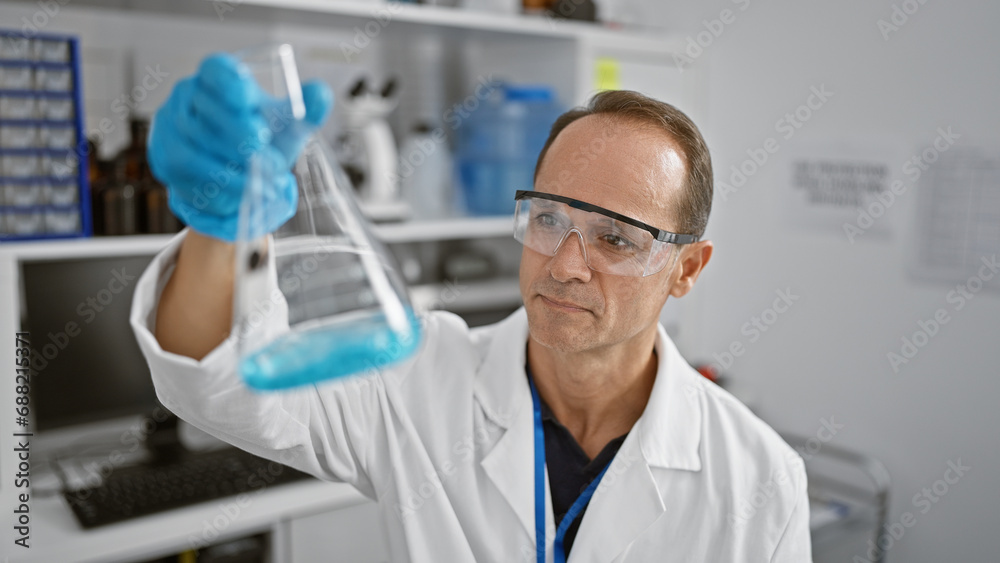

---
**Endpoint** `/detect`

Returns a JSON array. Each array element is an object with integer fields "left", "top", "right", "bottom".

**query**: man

[{"left": 132, "top": 54, "right": 811, "bottom": 562}]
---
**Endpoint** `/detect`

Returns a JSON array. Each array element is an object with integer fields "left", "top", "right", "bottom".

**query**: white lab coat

[{"left": 130, "top": 232, "right": 812, "bottom": 562}]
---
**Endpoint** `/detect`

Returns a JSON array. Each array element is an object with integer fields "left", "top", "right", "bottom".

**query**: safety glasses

[{"left": 513, "top": 190, "right": 699, "bottom": 277}]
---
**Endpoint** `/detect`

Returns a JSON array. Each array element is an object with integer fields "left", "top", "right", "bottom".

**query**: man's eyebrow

[
  {"left": 583, "top": 213, "right": 616, "bottom": 226},
  {"left": 584, "top": 214, "right": 642, "bottom": 231},
  {"left": 534, "top": 199, "right": 560, "bottom": 210}
]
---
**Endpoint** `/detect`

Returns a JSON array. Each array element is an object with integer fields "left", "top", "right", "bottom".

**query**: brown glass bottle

[
  {"left": 124, "top": 118, "right": 149, "bottom": 182},
  {"left": 126, "top": 117, "right": 182, "bottom": 234},
  {"left": 139, "top": 169, "right": 180, "bottom": 234},
  {"left": 89, "top": 155, "right": 115, "bottom": 236},
  {"left": 99, "top": 157, "right": 138, "bottom": 236}
]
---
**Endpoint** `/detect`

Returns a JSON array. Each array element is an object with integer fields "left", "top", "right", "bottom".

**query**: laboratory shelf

[
  {"left": 0, "top": 232, "right": 173, "bottom": 258},
  {"left": 372, "top": 214, "right": 513, "bottom": 243},
  {"left": 45, "top": 0, "right": 679, "bottom": 52},
  {"left": 410, "top": 275, "right": 522, "bottom": 312},
  {"left": 0, "top": 215, "right": 512, "bottom": 254},
  {"left": 241, "top": 0, "right": 678, "bottom": 49}
]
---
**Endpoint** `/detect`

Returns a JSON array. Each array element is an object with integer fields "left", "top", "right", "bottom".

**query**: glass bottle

[{"left": 97, "top": 157, "right": 138, "bottom": 236}]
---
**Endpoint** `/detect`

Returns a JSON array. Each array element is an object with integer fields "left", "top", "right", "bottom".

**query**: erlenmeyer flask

[{"left": 232, "top": 45, "right": 422, "bottom": 391}]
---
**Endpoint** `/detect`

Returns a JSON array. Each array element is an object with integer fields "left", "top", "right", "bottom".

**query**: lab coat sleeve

[
  {"left": 129, "top": 229, "right": 384, "bottom": 498},
  {"left": 769, "top": 458, "right": 813, "bottom": 563}
]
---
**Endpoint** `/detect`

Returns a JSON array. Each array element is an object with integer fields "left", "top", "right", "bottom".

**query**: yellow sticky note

[{"left": 595, "top": 57, "right": 621, "bottom": 91}]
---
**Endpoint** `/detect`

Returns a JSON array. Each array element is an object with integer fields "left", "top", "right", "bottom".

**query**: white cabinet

[{"left": 286, "top": 500, "right": 389, "bottom": 563}]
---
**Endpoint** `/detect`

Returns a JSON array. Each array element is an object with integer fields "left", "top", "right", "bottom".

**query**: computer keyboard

[{"left": 64, "top": 447, "right": 313, "bottom": 528}]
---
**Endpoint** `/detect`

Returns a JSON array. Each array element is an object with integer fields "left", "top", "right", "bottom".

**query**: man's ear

[{"left": 668, "top": 240, "right": 713, "bottom": 298}]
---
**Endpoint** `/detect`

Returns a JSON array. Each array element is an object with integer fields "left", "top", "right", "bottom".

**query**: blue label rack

[{"left": 0, "top": 29, "right": 91, "bottom": 241}]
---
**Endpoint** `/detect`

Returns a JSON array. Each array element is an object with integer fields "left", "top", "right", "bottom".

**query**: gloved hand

[{"left": 148, "top": 53, "right": 333, "bottom": 242}]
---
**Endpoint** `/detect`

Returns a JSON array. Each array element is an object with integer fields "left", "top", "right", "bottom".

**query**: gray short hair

[{"left": 534, "top": 90, "right": 713, "bottom": 238}]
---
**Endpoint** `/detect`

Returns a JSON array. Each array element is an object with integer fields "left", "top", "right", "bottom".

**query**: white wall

[{"left": 665, "top": 1, "right": 1000, "bottom": 561}]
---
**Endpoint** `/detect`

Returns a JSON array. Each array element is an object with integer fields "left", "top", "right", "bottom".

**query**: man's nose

[{"left": 548, "top": 228, "right": 592, "bottom": 282}]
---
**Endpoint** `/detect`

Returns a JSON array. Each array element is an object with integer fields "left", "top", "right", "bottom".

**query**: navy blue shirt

[{"left": 530, "top": 370, "right": 630, "bottom": 556}]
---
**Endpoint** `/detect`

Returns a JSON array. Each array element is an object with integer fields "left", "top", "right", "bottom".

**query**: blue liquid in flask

[{"left": 240, "top": 308, "right": 422, "bottom": 391}]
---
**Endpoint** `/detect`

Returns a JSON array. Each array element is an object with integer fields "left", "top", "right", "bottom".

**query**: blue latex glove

[{"left": 148, "top": 53, "right": 333, "bottom": 242}]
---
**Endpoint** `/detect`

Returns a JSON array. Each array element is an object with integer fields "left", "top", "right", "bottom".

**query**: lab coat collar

[
  {"left": 476, "top": 308, "right": 536, "bottom": 544},
  {"left": 474, "top": 307, "right": 705, "bottom": 556},
  {"left": 638, "top": 321, "right": 705, "bottom": 473},
  {"left": 570, "top": 319, "right": 706, "bottom": 562}
]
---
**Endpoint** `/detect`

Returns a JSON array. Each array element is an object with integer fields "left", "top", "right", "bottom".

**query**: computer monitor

[
  {"left": 0, "top": 235, "right": 175, "bottom": 456},
  {"left": 21, "top": 254, "right": 157, "bottom": 432}
]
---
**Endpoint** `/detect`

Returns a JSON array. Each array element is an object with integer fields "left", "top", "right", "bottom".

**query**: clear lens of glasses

[{"left": 513, "top": 196, "right": 677, "bottom": 277}]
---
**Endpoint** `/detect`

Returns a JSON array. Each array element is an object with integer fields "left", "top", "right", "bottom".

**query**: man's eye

[
  {"left": 601, "top": 233, "right": 636, "bottom": 249},
  {"left": 534, "top": 213, "right": 562, "bottom": 228}
]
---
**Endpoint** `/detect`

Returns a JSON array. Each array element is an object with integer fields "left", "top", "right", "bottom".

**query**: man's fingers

[
  {"left": 302, "top": 80, "right": 334, "bottom": 127},
  {"left": 195, "top": 53, "right": 262, "bottom": 112}
]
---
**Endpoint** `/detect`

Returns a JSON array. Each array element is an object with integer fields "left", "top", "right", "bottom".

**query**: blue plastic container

[{"left": 456, "top": 85, "right": 563, "bottom": 216}]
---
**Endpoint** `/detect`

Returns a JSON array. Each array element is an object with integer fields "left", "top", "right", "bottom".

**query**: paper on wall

[{"left": 780, "top": 140, "right": 905, "bottom": 239}]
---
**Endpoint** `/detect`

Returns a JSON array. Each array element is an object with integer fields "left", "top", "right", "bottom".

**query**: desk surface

[{"left": 6, "top": 477, "right": 367, "bottom": 563}]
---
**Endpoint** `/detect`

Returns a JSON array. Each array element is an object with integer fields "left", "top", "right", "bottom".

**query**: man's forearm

[{"left": 155, "top": 230, "right": 237, "bottom": 360}]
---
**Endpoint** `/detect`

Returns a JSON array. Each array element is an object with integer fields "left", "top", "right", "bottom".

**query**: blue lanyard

[{"left": 529, "top": 376, "right": 611, "bottom": 563}]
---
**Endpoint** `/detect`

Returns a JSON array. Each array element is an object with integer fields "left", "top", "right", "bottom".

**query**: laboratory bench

[{"left": 8, "top": 475, "right": 388, "bottom": 563}]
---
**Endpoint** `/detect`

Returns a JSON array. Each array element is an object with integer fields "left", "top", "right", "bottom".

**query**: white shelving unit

[
  {"left": 410, "top": 274, "right": 522, "bottom": 311},
  {"left": 373, "top": 214, "right": 512, "bottom": 242},
  {"left": 50, "top": 0, "right": 681, "bottom": 49},
  {"left": 0, "top": 215, "right": 512, "bottom": 252},
  {"left": 0, "top": 2, "right": 699, "bottom": 561}
]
